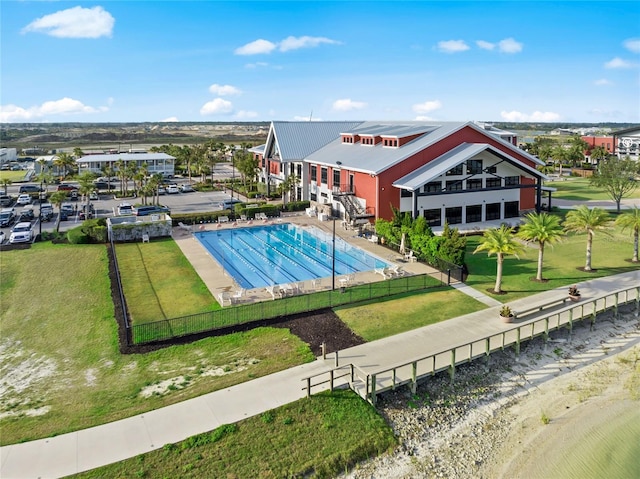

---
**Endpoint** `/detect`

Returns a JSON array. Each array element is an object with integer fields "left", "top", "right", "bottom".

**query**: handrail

[{"left": 300, "top": 285, "right": 639, "bottom": 402}]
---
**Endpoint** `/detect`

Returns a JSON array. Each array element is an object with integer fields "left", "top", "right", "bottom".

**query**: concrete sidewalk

[{"left": 1, "top": 270, "right": 638, "bottom": 479}]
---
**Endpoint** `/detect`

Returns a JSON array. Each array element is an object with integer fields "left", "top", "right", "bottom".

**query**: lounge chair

[
  {"left": 218, "top": 216, "right": 229, "bottom": 223},
  {"left": 391, "top": 264, "right": 405, "bottom": 277},
  {"left": 404, "top": 250, "right": 416, "bottom": 262},
  {"left": 218, "top": 291, "right": 232, "bottom": 306},
  {"left": 231, "top": 288, "right": 246, "bottom": 303},
  {"left": 375, "top": 267, "right": 391, "bottom": 279},
  {"left": 142, "top": 234, "right": 150, "bottom": 243},
  {"left": 266, "top": 285, "right": 280, "bottom": 300},
  {"left": 178, "top": 222, "right": 192, "bottom": 234}
]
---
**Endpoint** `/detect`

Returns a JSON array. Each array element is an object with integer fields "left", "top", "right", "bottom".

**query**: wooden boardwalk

[{"left": 303, "top": 271, "right": 640, "bottom": 405}]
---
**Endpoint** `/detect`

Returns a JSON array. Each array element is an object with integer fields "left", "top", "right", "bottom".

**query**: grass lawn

[
  {"left": 0, "top": 170, "right": 29, "bottom": 183},
  {"left": 0, "top": 243, "right": 314, "bottom": 445},
  {"left": 335, "top": 287, "right": 488, "bottom": 341},
  {"left": 548, "top": 177, "right": 640, "bottom": 201},
  {"left": 116, "top": 238, "right": 220, "bottom": 323},
  {"left": 72, "top": 389, "right": 396, "bottom": 479},
  {"left": 465, "top": 224, "right": 640, "bottom": 302}
]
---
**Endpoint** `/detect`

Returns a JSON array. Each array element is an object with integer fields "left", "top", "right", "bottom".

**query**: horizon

[{"left": 2, "top": 1, "right": 639, "bottom": 124}]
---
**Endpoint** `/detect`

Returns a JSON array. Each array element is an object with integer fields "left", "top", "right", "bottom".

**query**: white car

[
  {"left": 0, "top": 230, "right": 5, "bottom": 244},
  {"left": 9, "top": 222, "right": 32, "bottom": 244},
  {"left": 166, "top": 184, "right": 180, "bottom": 194},
  {"left": 179, "top": 184, "right": 195, "bottom": 193},
  {"left": 117, "top": 202, "right": 133, "bottom": 216},
  {"left": 16, "top": 194, "right": 31, "bottom": 205}
]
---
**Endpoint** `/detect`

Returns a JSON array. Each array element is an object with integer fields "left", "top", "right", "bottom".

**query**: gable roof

[
  {"left": 305, "top": 121, "right": 543, "bottom": 174},
  {"left": 268, "top": 121, "right": 363, "bottom": 161},
  {"left": 76, "top": 152, "right": 175, "bottom": 163},
  {"left": 392, "top": 143, "right": 546, "bottom": 191}
]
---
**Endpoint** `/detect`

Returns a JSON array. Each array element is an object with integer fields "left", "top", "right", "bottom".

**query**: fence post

[
  {"left": 370, "top": 374, "right": 377, "bottom": 406},
  {"left": 334, "top": 350, "right": 339, "bottom": 367},
  {"left": 306, "top": 377, "right": 311, "bottom": 398},
  {"left": 330, "top": 370, "right": 334, "bottom": 392},
  {"left": 447, "top": 269, "right": 451, "bottom": 285},
  {"left": 411, "top": 362, "right": 417, "bottom": 394},
  {"left": 515, "top": 328, "right": 521, "bottom": 358},
  {"left": 321, "top": 342, "right": 326, "bottom": 359},
  {"left": 449, "top": 349, "right": 456, "bottom": 383}
]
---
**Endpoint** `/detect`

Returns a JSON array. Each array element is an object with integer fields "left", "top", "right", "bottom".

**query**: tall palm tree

[
  {"left": 517, "top": 212, "right": 564, "bottom": 281},
  {"left": 1, "top": 178, "right": 11, "bottom": 195},
  {"left": 615, "top": 206, "right": 640, "bottom": 263},
  {"left": 563, "top": 205, "right": 611, "bottom": 271},
  {"left": 473, "top": 225, "right": 525, "bottom": 294},
  {"left": 76, "top": 172, "right": 96, "bottom": 221},
  {"left": 114, "top": 159, "right": 126, "bottom": 195},
  {"left": 54, "top": 152, "right": 75, "bottom": 179},
  {"left": 49, "top": 191, "right": 68, "bottom": 233}
]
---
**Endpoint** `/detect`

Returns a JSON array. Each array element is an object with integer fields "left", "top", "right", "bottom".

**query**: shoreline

[{"left": 343, "top": 307, "right": 640, "bottom": 479}]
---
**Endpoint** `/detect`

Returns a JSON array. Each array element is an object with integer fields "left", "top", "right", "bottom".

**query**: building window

[
  {"left": 333, "top": 169, "right": 341, "bottom": 188},
  {"left": 446, "top": 164, "right": 464, "bottom": 176},
  {"left": 486, "top": 177, "right": 502, "bottom": 188},
  {"left": 424, "top": 181, "right": 442, "bottom": 193},
  {"left": 504, "top": 201, "right": 519, "bottom": 218},
  {"left": 310, "top": 165, "right": 317, "bottom": 182},
  {"left": 424, "top": 208, "right": 441, "bottom": 227},
  {"left": 445, "top": 207, "right": 463, "bottom": 225},
  {"left": 400, "top": 189, "right": 412, "bottom": 198},
  {"left": 445, "top": 180, "right": 463, "bottom": 191},
  {"left": 466, "top": 159, "right": 483, "bottom": 174},
  {"left": 466, "top": 179, "right": 482, "bottom": 190},
  {"left": 321, "top": 167, "right": 328, "bottom": 185},
  {"left": 310, "top": 193, "right": 317, "bottom": 201},
  {"left": 466, "top": 204, "right": 482, "bottom": 223},
  {"left": 505, "top": 176, "right": 519, "bottom": 186},
  {"left": 486, "top": 202, "right": 501, "bottom": 220}
]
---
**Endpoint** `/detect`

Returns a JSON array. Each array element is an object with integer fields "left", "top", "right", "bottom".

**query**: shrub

[{"left": 67, "top": 226, "right": 89, "bottom": 244}]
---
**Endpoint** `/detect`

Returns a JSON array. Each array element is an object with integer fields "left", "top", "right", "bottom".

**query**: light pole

[{"left": 38, "top": 180, "right": 45, "bottom": 240}]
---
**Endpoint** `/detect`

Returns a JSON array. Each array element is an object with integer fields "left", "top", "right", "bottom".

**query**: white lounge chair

[
  {"left": 142, "top": 234, "right": 149, "bottom": 243},
  {"left": 218, "top": 291, "right": 232, "bottom": 307},
  {"left": 375, "top": 267, "right": 391, "bottom": 279},
  {"left": 178, "top": 222, "right": 192, "bottom": 234},
  {"left": 404, "top": 250, "right": 416, "bottom": 262},
  {"left": 391, "top": 264, "right": 405, "bottom": 277},
  {"left": 339, "top": 273, "right": 355, "bottom": 288},
  {"left": 218, "top": 216, "right": 229, "bottom": 223},
  {"left": 231, "top": 288, "right": 245, "bottom": 303},
  {"left": 266, "top": 285, "right": 280, "bottom": 300}
]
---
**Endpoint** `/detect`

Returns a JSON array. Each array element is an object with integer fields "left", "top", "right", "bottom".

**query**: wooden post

[
  {"left": 432, "top": 356, "right": 436, "bottom": 376},
  {"left": 568, "top": 308, "right": 573, "bottom": 338},
  {"left": 515, "top": 328, "right": 521, "bottom": 358},
  {"left": 321, "top": 342, "right": 326, "bottom": 359},
  {"left": 614, "top": 294, "right": 618, "bottom": 321},
  {"left": 485, "top": 338, "right": 490, "bottom": 368},
  {"left": 591, "top": 301, "right": 597, "bottom": 331},
  {"left": 370, "top": 374, "right": 377, "bottom": 406},
  {"left": 544, "top": 317, "right": 549, "bottom": 343},
  {"left": 334, "top": 350, "right": 339, "bottom": 367},
  {"left": 411, "top": 362, "right": 417, "bottom": 394},
  {"left": 329, "top": 370, "right": 334, "bottom": 392},
  {"left": 306, "top": 378, "right": 311, "bottom": 398},
  {"left": 449, "top": 349, "right": 456, "bottom": 383},
  {"left": 392, "top": 368, "right": 397, "bottom": 390}
]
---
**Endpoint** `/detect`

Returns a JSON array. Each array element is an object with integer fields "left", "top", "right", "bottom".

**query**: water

[{"left": 194, "top": 223, "right": 389, "bottom": 289}]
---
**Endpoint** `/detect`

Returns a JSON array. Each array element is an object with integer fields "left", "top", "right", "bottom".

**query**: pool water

[{"left": 194, "top": 223, "right": 389, "bottom": 289}]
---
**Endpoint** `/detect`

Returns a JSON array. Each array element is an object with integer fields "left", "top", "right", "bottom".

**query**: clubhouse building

[{"left": 256, "top": 121, "right": 547, "bottom": 229}]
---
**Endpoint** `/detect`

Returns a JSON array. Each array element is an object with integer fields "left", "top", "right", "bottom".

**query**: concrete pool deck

[{"left": 172, "top": 213, "right": 441, "bottom": 305}]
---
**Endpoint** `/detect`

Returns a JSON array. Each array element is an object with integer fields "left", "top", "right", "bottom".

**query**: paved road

[{"left": 1, "top": 271, "right": 638, "bottom": 478}]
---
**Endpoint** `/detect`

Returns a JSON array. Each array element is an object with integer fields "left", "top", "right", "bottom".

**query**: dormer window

[
  {"left": 361, "top": 136, "right": 374, "bottom": 146},
  {"left": 342, "top": 136, "right": 354, "bottom": 144},
  {"left": 382, "top": 138, "right": 399, "bottom": 147}
]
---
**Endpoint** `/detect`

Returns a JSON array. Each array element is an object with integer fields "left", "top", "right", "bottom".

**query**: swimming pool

[{"left": 194, "top": 223, "right": 389, "bottom": 289}]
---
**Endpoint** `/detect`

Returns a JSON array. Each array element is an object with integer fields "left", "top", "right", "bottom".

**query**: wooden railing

[{"left": 301, "top": 286, "right": 640, "bottom": 405}]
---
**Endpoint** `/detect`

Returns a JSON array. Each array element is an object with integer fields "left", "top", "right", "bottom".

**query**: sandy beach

[{"left": 343, "top": 306, "right": 640, "bottom": 479}]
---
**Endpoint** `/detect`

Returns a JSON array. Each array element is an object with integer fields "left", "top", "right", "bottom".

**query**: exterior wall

[
  {"left": 519, "top": 177, "right": 536, "bottom": 210},
  {"left": 107, "top": 215, "right": 172, "bottom": 242},
  {"left": 614, "top": 129, "right": 640, "bottom": 161}
]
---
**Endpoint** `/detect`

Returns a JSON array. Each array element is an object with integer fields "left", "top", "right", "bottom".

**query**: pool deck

[{"left": 172, "top": 213, "right": 440, "bottom": 305}]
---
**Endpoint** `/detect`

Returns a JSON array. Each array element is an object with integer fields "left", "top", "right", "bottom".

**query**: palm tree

[
  {"left": 49, "top": 191, "right": 67, "bottom": 233},
  {"left": 473, "top": 225, "right": 525, "bottom": 294},
  {"left": 114, "top": 159, "right": 126, "bottom": 195},
  {"left": 54, "top": 152, "right": 77, "bottom": 179},
  {"left": 615, "top": 206, "right": 640, "bottom": 263},
  {"left": 563, "top": 205, "right": 611, "bottom": 271},
  {"left": 1, "top": 178, "right": 11, "bottom": 195},
  {"left": 77, "top": 172, "right": 96, "bottom": 221},
  {"left": 517, "top": 212, "right": 564, "bottom": 281}
]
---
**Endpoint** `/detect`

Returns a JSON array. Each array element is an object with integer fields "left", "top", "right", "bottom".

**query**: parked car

[
  {"left": 17, "top": 205, "right": 35, "bottom": 222},
  {"left": 157, "top": 186, "right": 166, "bottom": 195},
  {"left": 117, "top": 202, "right": 133, "bottom": 216},
  {"left": 0, "top": 195, "right": 13, "bottom": 207},
  {"left": 93, "top": 181, "right": 111, "bottom": 190},
  {"left": 79, "top": 203, "right": 95, "bottom": 220},
  {"left": 134, "top": 205, "right": 170, "bottom": 217},
  {"left": 166, "top": 184, "right": 180, "bottom": 194},
  {"left": 40, "top": 203, "right": 54, "bottom": 222},
  {"left": 0, "top": 230, "right": 5, "bottom": 244},
  {"left": 9, "top": 222, "right": 32, "bottom": 244},
  {"left": 0, "top": 208, "right": 16, "bottom": 227},
  {"left": 60, "top": 203, "right": 75, "bottom": 221},
  {"left": 179, "top": 183, "right": 195, "bottom": 193},
  {"left": 17, "top": 194, "right": 32, "bottom": 205},
  {"left": 57, "top": 184, "right": 78, "bottom": 192},
  {"left": 219, "top": 198, "right": 242, "bottom": 210},
  {"left": 69, "top": 191, "right": 79, "bottom": 201},
  {"left": 19, "top": 184, "right": 43, "bottom": 194},
  {"left": 89, "top": 191, "right": 99, "bottom": 200}
]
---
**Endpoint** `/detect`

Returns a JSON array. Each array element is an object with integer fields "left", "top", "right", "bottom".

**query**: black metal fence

[
  {"left": 425, "top": 257, "right": 466, "bottom": 284},
  {"left": 129, "top": 274, "right": 444, "bottom": 345}
]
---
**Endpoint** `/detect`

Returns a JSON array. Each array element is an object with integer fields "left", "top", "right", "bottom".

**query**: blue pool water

[{"left": 194, "top": 223, "right": 389, "bottom": 289}]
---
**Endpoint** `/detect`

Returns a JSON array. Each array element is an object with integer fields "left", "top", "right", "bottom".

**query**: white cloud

[
  {"left": 208, "top": 84, "right": 241, "bottom": 96},
  {"left": 22, "top": 6, "right": 114, "bottom": 39},
  {"left": 200, "top": 98, "right": 233, "bottom": 115},
  {"left": 236, "top": 36, "right": 340, "bottom": 55},
  {"left": 293, "top": 115, "right": 322, "bottom": 121},
  {"left": 498, "top": 38, "right": 523, "bottom": 53},
  {"left": 412, "top": 100, "right": 442, "bottom": 114},
  {"left": 414, "top": 115, "right": 436, "bottom": 121},
  {"left": 245, "top": 62, "right": 269, "bottom": 69},
  {"left": 476, "top": 40, "right": 495, "bottom": 51},
  {"left": 279, "top": 36, "right": 340, "bottom": 52},
  {"left": 0, "top": 97, "right": 106, "bottom": 122},
  {"left": 235, "top": 110, "right": 258, "bottom": 119},
  {"left": 234, "top": 39, "right": 276, "bottom": 55},
  {"left": 160, "top": 117, "right": 179, "bottom": 122},
  {"left": 332, "top": 99, "right": 367, "bottom": 111},
  {"left": 436, "top": 40, "right": 469, "bottom": 53},
  {"left": 500, "top": 110, "right": 560, "bottom": 122},
  {"left": 604, "top": 57, "right": 634, "bottom": 69},
  {"left": 594, "top": 78, "right": 612, "bottom": 86},
  {"left": 623, "top": 38, "right": 640, "bottom": 53}
]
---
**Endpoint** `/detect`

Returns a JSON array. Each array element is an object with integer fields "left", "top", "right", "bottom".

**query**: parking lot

[{"left": 0, "top": 175, "right": 243, "bottom": 243}]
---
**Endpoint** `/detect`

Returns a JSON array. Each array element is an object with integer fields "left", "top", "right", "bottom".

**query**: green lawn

[
  {"left": 548, "top": 177, "right": 640, "bottom": 201},
  {"left": 116, "top": 238, "right": 220, "bottom": 323},
  {"left": 335, "top": 287, "right": 487, "bottom": 341},
  {"left": 73, "top": 389, "right": 396, "bottom": 479},
  {"left": 465, "top": 224, "right": 639, "bottom": 302},
  {"left": 0, "top": 170, "right": 29, "bottom": 183},
  {"left": 0, "top": 243, "right": 314, "bottom": 445}
]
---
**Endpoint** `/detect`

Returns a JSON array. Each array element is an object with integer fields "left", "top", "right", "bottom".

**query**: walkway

[{"left": 1, "top": 271, "right": 638, "bottom": 479}]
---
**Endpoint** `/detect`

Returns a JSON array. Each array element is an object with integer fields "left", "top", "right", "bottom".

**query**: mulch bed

[{"left": 107, "top": 245, "right": 365, "bottom": 356}]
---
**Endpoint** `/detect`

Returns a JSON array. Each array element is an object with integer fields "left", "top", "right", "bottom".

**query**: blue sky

[{"left": 1, "top": 1, "right": 639, "bottom": 123}]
